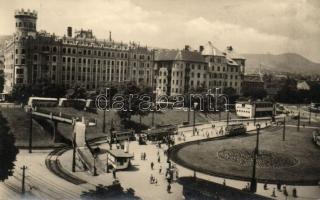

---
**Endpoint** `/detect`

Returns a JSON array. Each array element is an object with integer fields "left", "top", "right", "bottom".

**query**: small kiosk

[{"left": 107, "top": 149, "right": 133, "bottom": 170}]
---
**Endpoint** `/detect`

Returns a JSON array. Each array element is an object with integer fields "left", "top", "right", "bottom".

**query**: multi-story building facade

[
  {"left": 154, "top": 43, "right": 245, "bottom": 96},
  {"left": 3, "top": 9, "right": 153, "bottom": 93},
  {"left": 154, "top": 47, "right": 208, "bottom": 96},
  {"left": 4, "top": 9, "right": 245, "bottom": 97}
]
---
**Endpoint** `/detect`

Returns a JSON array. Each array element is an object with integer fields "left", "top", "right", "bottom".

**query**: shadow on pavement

[{"left": 81, "top": 183, "right": 141, "bottom": 200}]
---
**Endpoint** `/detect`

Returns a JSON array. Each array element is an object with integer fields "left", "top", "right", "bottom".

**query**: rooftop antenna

[{"left": 109, "top": 31, "right": 112, "bottom": 41}]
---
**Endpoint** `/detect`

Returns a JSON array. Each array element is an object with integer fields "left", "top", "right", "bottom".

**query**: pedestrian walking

[
  {"left": 223, "top": 179, "right": 226, "bottom": 186},
  {"left": 159, "top": 165, "right": 162, "bottom": 174},
  {"left": 150, "top": 174, "right": 154, "bottom": 184},
  {"left": 271, "top": 188, "right": 276, "bottom": 197},
  {"left": 158, "top": 156, "right": 161, "bottom": 163},
  {"left": 264, "top": 183, "right": 268, "bottom": 190},
  {"left": 292, "top": 187, "right": 297, "bottom": 198},
  {"left": 167, "top": 183, "right": 171, "bottom": 193},
  {"left": 283, "top": 185, "right": 288, "bottom": 197},
  {"left": 151, "top": 162, "right": 154, "bottom": 170},
  {"left": 113, "top": 169, "right": 116, "bottom": 179}
]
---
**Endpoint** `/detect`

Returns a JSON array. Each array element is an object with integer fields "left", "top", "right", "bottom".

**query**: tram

[
  {"left": 27, "top": 97, "right": 58, "bottom": 107},
  {"left": 225, "top": 123, "right": 247, "bottom": 136}
]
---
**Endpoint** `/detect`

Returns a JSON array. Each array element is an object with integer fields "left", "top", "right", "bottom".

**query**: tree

[
  {"left": 223, "top": 87, "right": 239, "bottom": 104},
  {"left": 116, "top": 82, "right": 152, "bottom": 122},
  {"left": 0, "top": 112, "right": 19, "bottom": 181},
  {"left": 242, "top": 87, "right": 267, "bottom": 100}
]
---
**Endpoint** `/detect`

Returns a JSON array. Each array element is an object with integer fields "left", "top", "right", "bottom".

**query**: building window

[{"left": 16, "top": 68, "right": 24, "bottom": 74}]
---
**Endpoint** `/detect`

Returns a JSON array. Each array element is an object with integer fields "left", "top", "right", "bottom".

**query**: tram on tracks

[{"left": 225, "top": 123, "right": 247, "bottom": 136}]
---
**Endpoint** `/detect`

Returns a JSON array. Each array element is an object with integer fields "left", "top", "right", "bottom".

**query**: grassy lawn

[
  {"left": 0, "top": 108, "right": 56, "bottom": 147},
  {"left": 172, "top": 126, "right": 320, "bottom": 185},
  {"left": 41, "top": 107, "right": 213, "bottom": 141}
]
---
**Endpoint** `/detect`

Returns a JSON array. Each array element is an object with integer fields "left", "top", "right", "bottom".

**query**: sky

[{"left": 0, "top": 0, "right": 319, "bottom": 62}]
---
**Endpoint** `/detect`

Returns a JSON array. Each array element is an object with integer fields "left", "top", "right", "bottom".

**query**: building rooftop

[
  {"left": 201, "top": 41, "right": 225, "bottom": 56},
  {"left": 155, "top": 49, "right": 205, "bottom": 63},
  {"left": 225, "top": 46, "right": 245, "bottom": 60},
  {"left": 244, "top": 74, "right": 263, "bottom": 82}
]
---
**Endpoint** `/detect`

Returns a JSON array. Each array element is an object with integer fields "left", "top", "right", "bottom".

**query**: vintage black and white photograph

[{"left": 0, "top": 0, "right": 320, "bottom": 199}]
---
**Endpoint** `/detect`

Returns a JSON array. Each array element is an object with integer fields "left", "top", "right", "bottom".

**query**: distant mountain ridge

[{"left": 242, "top": 53, "right": 320, "bottom": 74}]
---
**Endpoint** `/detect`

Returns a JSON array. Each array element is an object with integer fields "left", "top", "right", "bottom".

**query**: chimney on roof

[
  {"left": 67, "top": 27, "right": 72, "bottom": 37},
  {"left": 109, "top": 31, "right": 112, "bottom": 41},
  {"left": 184, "top": 45, "right": 190, "bottom": 51},
  {"left": 199, "top": 45, "right": 204, "bottom": 53}
]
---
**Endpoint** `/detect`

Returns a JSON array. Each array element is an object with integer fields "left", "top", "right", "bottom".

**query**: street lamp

[
  {"left": 309, "top": 102, "right": 312, "bottom": 125},
  {"left": 282, "top": 117, "right": 286, "bottom": 141},
  {"left": 193, "top": 102, "right": 198, "bottom": 136},
  {"left": 152, "top": 102, "right": 155, "bottom": 127},
  {"left": 253, "top": 101, "right": 256, "bottom": 126},
  {"left": 250, "top": 123, "right": 260, "bottom": 193},
  {"left": 255, "top": 124, "right": 261, "bottom": 155},
  {"left": 93, "top": 147, "right": 100, "bottom": 176},
  {"left": 102, "top": 88, "right": 109, "bottom": 133},
  {"left": 297, "top": 104, "right": 301, "bottom": 132}
]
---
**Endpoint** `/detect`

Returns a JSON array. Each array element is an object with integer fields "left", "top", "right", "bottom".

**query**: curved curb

[{"left": 169, "top": 134, "right": 320, "bottom": 186}]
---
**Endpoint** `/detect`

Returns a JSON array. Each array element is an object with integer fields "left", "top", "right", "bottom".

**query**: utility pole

[
  {"left": 297, "top": 104, "right": 300, "bottom": 132},
  {"left": 187, "top": 106, "right": 190, "bottom": 124},
  {"left": 309, "top": 103, "right": 311, "bottom": 125},
  {"left": 102, "top": 88, "right": 108, "bottom": 133},
  {"left": 250, "top": 150, "right": 257, "bottom": 193},
  {"left": 255, "top": 124, "right": 260, "bottom": 155},
  {"left": 250, "top": 124, "right": 260, "bottom": 193},
  {"left": 193, "top": 103, "right": 198, "bottom": 136},
  {"left": 72, "top": 131, "right": 76, "bottom": 172},
  {"left": 283, "top": 117, "right": 286, "bottom": 141},
  {"left": 21, "top": 165, "right": 27, "bottom": 194},
  {"left": 29, "top": 113, "right": 33, "bottom": 153},
  {"left": 152, "top": 102, "right": 155, "bottom": 127},
  {"left": 226, "top": 110, "right": 229, "bottom": 126},
  {"left": 253, "top": 102, "right": 256, "bottom": 126}
]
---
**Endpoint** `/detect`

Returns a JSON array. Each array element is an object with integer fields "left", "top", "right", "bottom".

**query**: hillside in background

[{"left": 243, "top": 53, "right": 320, "bottom": 74}]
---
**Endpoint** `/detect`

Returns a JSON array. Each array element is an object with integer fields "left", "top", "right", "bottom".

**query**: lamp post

[
  {"left": 282, "top": 117, "right": 286, "bottom": 141},
  {"left": 309, "top": 102, "right": 312, "bottom": 125},
  {"left": 102, "top": 88, "right": 109, "bottom": 133},
  {"left": 193, "top": 102, "right": 198, "bottom": 136},
  {"left": 187, "top": 106, "right": 190, "bottom": 124},
  {"left": 29, "top": 111, "right": 33, "bottom": 153},
  {"left": 297, "top": 104, "right": 300, "bottom": 132},
  {"left": 93, "top": 154, "right": 97, "bottom": 176},
  {"left": 72, "top": 131, "right": 76, "bottom": 172},
  {"left": 255, "top": 124, "right": 260, "bottom": 155},
  {"left": 250, "top": 123, "right": 260, "bottom": 193},
  {"left": 253, "top": 102, "right": 256, "bottom": 126},
  {"left": 152, "top": 102, "right": 155, "bottom": 127}
]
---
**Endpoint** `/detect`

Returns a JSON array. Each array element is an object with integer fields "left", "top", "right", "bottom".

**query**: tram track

[{"left": 45, "top": 147, "right": 87, "bottom": 185}]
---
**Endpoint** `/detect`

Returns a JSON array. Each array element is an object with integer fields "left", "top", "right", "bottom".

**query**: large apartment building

[
  {"left": 4, "top": 9, "right": 245, "bottom": 97},
  {"left": 154, "top": 42, "right": 245, "bottom": 96},
  {"left": 3, "top": 9, "right": 153, "bottom": 93}
]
